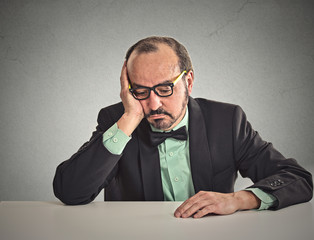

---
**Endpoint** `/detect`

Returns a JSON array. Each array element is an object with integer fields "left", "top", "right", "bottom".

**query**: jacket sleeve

[
  {"left": 53, "top": 104, "right": 124, "bottom": 205},
  {"left": 233, "top": 106, "right": 313, "bottom": 209}
]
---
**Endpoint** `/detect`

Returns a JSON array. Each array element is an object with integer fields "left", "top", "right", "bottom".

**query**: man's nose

[{"left": 147, "top": 91, "right": 162, "bottom": 110}]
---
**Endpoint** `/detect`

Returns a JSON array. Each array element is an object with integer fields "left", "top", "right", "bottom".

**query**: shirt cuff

[
  {"left": 102, "top": 123, "right": 131, "bottom": 155},
  {"left": 245, "top": 188, "right": 277, "bottom": 210}
]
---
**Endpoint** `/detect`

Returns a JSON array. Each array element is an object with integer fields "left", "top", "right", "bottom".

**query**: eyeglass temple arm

[{"left": 173, "top": 70, "right": 187, "bottom": 85}]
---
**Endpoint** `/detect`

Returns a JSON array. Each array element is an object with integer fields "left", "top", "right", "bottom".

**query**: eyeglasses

[{"left": 129, "top": 70, "right": 187, "bottom": 100}]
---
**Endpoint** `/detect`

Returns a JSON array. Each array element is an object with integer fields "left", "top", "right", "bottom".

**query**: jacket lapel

[
  {"left": 188, "top": 97, "right": 214, "bottom": 192},
  {"left": 136, "top": 120, "right": 164, "bottom": 201}
]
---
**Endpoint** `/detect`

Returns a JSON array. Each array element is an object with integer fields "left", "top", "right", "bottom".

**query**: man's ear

[{"left": 185, "top": 70, "right": 194, "bottom": 95}]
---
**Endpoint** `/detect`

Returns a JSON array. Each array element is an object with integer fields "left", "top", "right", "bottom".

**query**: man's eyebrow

[{"left": 132, "top": 80, "right": 172, "bottom": 88}]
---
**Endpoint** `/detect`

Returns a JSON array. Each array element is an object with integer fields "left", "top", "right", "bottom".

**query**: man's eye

[
  {"left": 157, "top": 86, "right": 172, "bottom": 94},
  {"left": 134, "top": 90, "right": 148, "bottom": 96}
]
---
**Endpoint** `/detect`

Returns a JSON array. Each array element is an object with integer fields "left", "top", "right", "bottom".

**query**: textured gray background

[{"left": 0, "top": 0, "right": 313, "bottom": 201}]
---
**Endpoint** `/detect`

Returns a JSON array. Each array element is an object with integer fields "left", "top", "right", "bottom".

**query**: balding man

[{"left": 53, "top": 36, "right": 312, "bottom": 218}]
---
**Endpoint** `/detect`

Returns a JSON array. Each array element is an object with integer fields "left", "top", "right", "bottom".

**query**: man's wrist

[
  {"left": 117, "top": 112, "right": 143, "bottom": 136},
  {"left": 245, "top": 188, "right": 277, "bottom": 210},
  {"left": 234, "top": 190, "right": 261, "bottom": 211}
]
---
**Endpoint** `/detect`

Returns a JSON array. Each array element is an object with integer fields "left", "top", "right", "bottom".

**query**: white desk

[{"left": 1, "top": 201, "right": 313, "bottom": 240}]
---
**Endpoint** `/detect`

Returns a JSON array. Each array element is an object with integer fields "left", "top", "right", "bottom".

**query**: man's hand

[
  {"left": 117, "top": 61, "right": 144, "bottom": 136},
  {"left": 174, "top": 190, "right": 261, "bottom": 218}
]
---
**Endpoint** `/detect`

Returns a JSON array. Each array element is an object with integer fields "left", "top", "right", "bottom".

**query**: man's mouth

[{"left": 149, "top": 114, "right": 166, "bottom": 119}]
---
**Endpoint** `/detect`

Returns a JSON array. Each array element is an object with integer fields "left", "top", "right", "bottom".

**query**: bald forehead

[{"left": 127, "top": 43, "right": 179, "bottom": 74}]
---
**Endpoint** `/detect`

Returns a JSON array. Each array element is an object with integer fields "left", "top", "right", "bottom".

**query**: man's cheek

[{"left": 140, "top": 103, "right": 149, "bottom": 115}]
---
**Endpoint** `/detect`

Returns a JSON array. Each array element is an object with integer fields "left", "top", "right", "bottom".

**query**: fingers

[
  {"left": 179, "top": 200, "right": 215, "bottom": 219},
  {"left": 174, "top": 191, "right": 239, "bottom": 218},
  {"left": 117, "top": 61, "right": 144, "bottom": 136},
  {"left": 174, "top": 191, "right": 209, "bottom": 218},
  {"left": 119, "top": 61, "right": 134, "bottom": 106},
  {"left": 120, "top": 61, "right": 129, "bottom": 91},
  {"left": 193, "top": 205, "right": 216, "bottom": 218}
]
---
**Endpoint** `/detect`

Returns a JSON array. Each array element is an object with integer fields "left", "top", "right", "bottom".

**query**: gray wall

[{"left": 1, "top": 0, "right": 313, "bottom": 201}]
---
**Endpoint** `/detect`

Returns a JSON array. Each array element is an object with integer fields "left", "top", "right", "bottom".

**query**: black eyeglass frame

[{"left": 129, "top": 70, "right": 187, "bottom": 100}]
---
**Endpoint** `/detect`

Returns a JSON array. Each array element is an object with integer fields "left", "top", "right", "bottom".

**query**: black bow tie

[{"left": 149, "top": 126, "right": 188, "bottom": 147}]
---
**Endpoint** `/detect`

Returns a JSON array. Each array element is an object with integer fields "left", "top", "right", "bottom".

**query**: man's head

[
  {"left": 125, "top": 36, "right": 193, "bottom": 73},
  {"left": 126, "top": 36, "right": 194, "bottom": 131}
]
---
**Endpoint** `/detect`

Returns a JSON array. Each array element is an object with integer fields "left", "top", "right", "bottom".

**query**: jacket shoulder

[{"left": 194, "top": 98, "right": 238, "bottom": 115}]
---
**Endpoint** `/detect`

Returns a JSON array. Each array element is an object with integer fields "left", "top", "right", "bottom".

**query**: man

[{"left": 53, "top": 36, "right": 313, "bottom": 218}]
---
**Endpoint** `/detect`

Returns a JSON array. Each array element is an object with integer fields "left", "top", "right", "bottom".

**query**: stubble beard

[{"left": 146, "top": 86, "right": 189, "bottom": 130}]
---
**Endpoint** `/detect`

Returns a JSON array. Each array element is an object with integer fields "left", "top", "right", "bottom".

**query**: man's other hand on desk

[{"left": 174, "top": 190, "right": 261, "bottom": 218}]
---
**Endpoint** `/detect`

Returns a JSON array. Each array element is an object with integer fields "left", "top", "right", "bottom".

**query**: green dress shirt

[
  {"left": 150, "top": 108, "right": 195, "bottom": 201},
  {"left": 102, "top": 109, "right": 277, "bottom": 210}
]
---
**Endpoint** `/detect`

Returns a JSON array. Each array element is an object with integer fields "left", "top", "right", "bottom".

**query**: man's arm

[
  {"left": 53, "top": 107, "right": 123, "bottom": 205},
  {"left": 175, "top": 105, "right": 312, "bottom": 218},
  {"left": 232, "top": 105, "right": 313, "bottom": 209},
  {"left": 53, "top": 62, "right": 144, "bottom": 205}
]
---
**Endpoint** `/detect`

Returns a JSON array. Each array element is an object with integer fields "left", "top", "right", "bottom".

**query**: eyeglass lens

[{"left": 132, "top": 85, "right": 173, "bottom": 99}]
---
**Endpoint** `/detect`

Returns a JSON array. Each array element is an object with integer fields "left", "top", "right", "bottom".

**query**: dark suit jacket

[{"left": 53, "top": 97, "right": 313, "bottom": 209}]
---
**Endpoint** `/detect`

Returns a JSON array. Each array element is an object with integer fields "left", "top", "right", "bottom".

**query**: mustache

[{"left": 145, "top": 108, "right": 173, "bottom": 118}]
